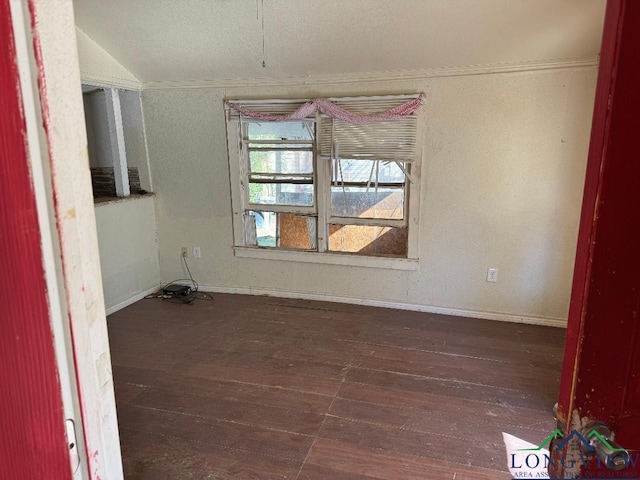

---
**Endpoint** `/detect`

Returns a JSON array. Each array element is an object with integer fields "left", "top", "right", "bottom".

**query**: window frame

[
  {"left": 319, "top": 159, "right": 410, "bottom": 258},
  {"left": 242, "top": 121, "right": 317, "bottom": 215},
  {"left": 225, "top": 95, "right": 424, "bottom": 266},
  {"left": 327, "top": 158, "right": 409, "bottom": 227}
]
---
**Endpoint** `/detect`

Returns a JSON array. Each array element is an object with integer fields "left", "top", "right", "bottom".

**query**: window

[
  {"left": 328, "top": 159, "right": 408, "bottom": 256},
  {"left": 225, "top": 95, "right": 423, "bottom": 262},
  {"left": 243, "top": 120, "right": 317, "bottom": 249}
]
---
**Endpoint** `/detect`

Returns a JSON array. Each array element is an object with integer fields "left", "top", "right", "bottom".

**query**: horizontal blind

[
  {"left": 318, "top": 96, "right": 420, "bottom": 163},
  {"left": 226, "top": 99, "right": 313, "bottom": 120}
]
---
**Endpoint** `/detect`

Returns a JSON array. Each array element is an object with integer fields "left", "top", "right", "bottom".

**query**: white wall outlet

[
  {"left": 181, "top": 247, "right": 188, "bottom": 258},
  {"left": 487, "top": 268, "right": 498, "bottom": 283},
  {"left": 193, "top": 246, "right": 201, "bottom": 259}
]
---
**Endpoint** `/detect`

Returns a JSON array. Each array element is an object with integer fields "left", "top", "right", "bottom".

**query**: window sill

[
  {"left": 234, "top": 246, "right": 419, "bottom": 270},
  {"left": 94, "top": 192, "right": 154, "bottom": 207}
]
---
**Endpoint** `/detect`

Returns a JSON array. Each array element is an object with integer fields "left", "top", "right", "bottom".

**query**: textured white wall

[
  {"left": 141, "top": 67, "right": 596, "bottom": 325},
  {"left": 94, "top": 195, "right": 160, "bottom": 311}
]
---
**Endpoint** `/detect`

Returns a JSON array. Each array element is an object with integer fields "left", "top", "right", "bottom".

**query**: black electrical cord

[{"left": 182, "top": 254, "right": 197, "bottom": 290}]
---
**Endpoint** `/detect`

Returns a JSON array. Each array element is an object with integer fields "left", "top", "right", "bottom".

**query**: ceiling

[{"left": 72, "top": 0, "right": 606, "bottom": 83}]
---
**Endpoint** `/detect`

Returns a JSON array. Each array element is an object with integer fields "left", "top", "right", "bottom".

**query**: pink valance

[{"left": 225, "top": 94, "right": 425, "bottom": 124}]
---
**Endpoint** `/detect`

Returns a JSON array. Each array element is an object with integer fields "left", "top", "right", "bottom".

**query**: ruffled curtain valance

[{"left": 225, "top": 94, "right": 425, "bottom": 124}]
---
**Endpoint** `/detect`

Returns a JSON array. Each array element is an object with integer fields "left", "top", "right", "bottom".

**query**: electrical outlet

[
  {"left": 181, "top": 247, "right": 188, "bottom": 258},
  {"left": 486, "top": 268, "right": 498, "bottom": 283},
  {"left": 193, "top": 246, "right": 201, "bottom": 259}
]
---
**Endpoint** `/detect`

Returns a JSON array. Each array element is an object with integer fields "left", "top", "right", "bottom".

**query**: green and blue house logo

[{"left": 504, "top": 428, "right": 637, "bottom": 479}]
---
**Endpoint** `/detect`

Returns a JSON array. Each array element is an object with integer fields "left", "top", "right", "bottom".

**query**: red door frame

[
  {"left": 555, "top": 0, "right": 640, "bottom": 469},
  {"left": 0, "top": 0, "right": 72, "bottom": 478},
  {"left": 557, "top": 0, "right": 621, "bottom": 421}
]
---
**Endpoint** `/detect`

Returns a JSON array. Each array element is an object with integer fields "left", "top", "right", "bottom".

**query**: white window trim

[{"left": 225, "top": 95, "right": 424, "bottom": 267}]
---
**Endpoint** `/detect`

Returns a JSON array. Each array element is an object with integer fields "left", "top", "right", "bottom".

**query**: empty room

[{"left": 3, "top": 1, "right": 640, "bottom": 479}]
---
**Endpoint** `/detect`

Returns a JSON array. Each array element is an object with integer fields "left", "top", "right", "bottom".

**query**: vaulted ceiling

[{"left": 72, "top": 0, "right": 606, "bottom": 83}]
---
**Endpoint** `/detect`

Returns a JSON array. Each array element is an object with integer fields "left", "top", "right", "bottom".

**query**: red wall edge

[{"left": 0, "top": 0, "right": 73, "bottom": 478}]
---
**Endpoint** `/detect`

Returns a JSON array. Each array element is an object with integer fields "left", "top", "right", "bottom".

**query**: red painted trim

[
  {"left": 0, "top": 1, "right": 72, "bottom": 478},
  {"left": 553, "top": 1, "right": 640, "bottom": 476},
  {"left": 557, "top": 0, "right": 623, "bottom": 422},
  {"left": 571, "top": 0, "right": 640, "bottom": 428}
]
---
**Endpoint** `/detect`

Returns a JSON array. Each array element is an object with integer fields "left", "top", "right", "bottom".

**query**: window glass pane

[
  {"left": 331, "top": 187, "right": 404, "bottom": 220},
  {"left": 249, "top": 211, "right": 316, "bottom": 250},
  {"left": 249, "top": 150, "right": 313, "bottom": 174},
  {"left": 249, "top": 183, "right": 314, "bottom": 206},
  {"left": 248, "top": 121, "right": 314, "bottom": 141},
  {"left": 329, "top": 225, "right": 407, "bottom": 257},
  {"left": 248, "top": 143, "right": 311, "bottom": 149},
  {"left": 252, "top": 210, "right": 277, "bottom": 247},
  {"left": 332, "top": 159, "right": 405, "bottom": 184}
]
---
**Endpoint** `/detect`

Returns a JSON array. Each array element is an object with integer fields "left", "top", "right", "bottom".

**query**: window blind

[
  {"left": 226, "top": 99, "right": 313, "bottom": 121},
  {"left": 317, "top": 96, "right": 420, "bottom": 163}
]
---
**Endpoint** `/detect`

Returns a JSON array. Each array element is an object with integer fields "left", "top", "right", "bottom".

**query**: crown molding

[
  {"left": 141, "top": 57, "right": 598, "bottom": 91},
  {"left": 80, "top": 71, "right": 141, "bottom": 91}
]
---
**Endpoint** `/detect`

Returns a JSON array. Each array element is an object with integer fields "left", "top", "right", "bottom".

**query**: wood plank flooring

[{"left": 107, "top": 293, "right": 565, "bottom": 479}]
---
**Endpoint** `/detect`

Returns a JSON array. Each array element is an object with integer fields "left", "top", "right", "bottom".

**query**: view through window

[{"left": 226, "top": 95, "right": 422, "bottom": 259}]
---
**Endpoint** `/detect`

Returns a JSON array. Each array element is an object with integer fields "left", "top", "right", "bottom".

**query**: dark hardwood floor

[{"left": 107, "top": 293, "right": 565, "bottom": 479}]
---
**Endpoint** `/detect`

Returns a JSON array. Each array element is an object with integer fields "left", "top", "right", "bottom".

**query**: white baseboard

[
  {"left": 197, "top": 285, "right": 567, "bottom": 328},
  {"left": 105, "top": 284, "right": 161, "bottom": 316}
]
